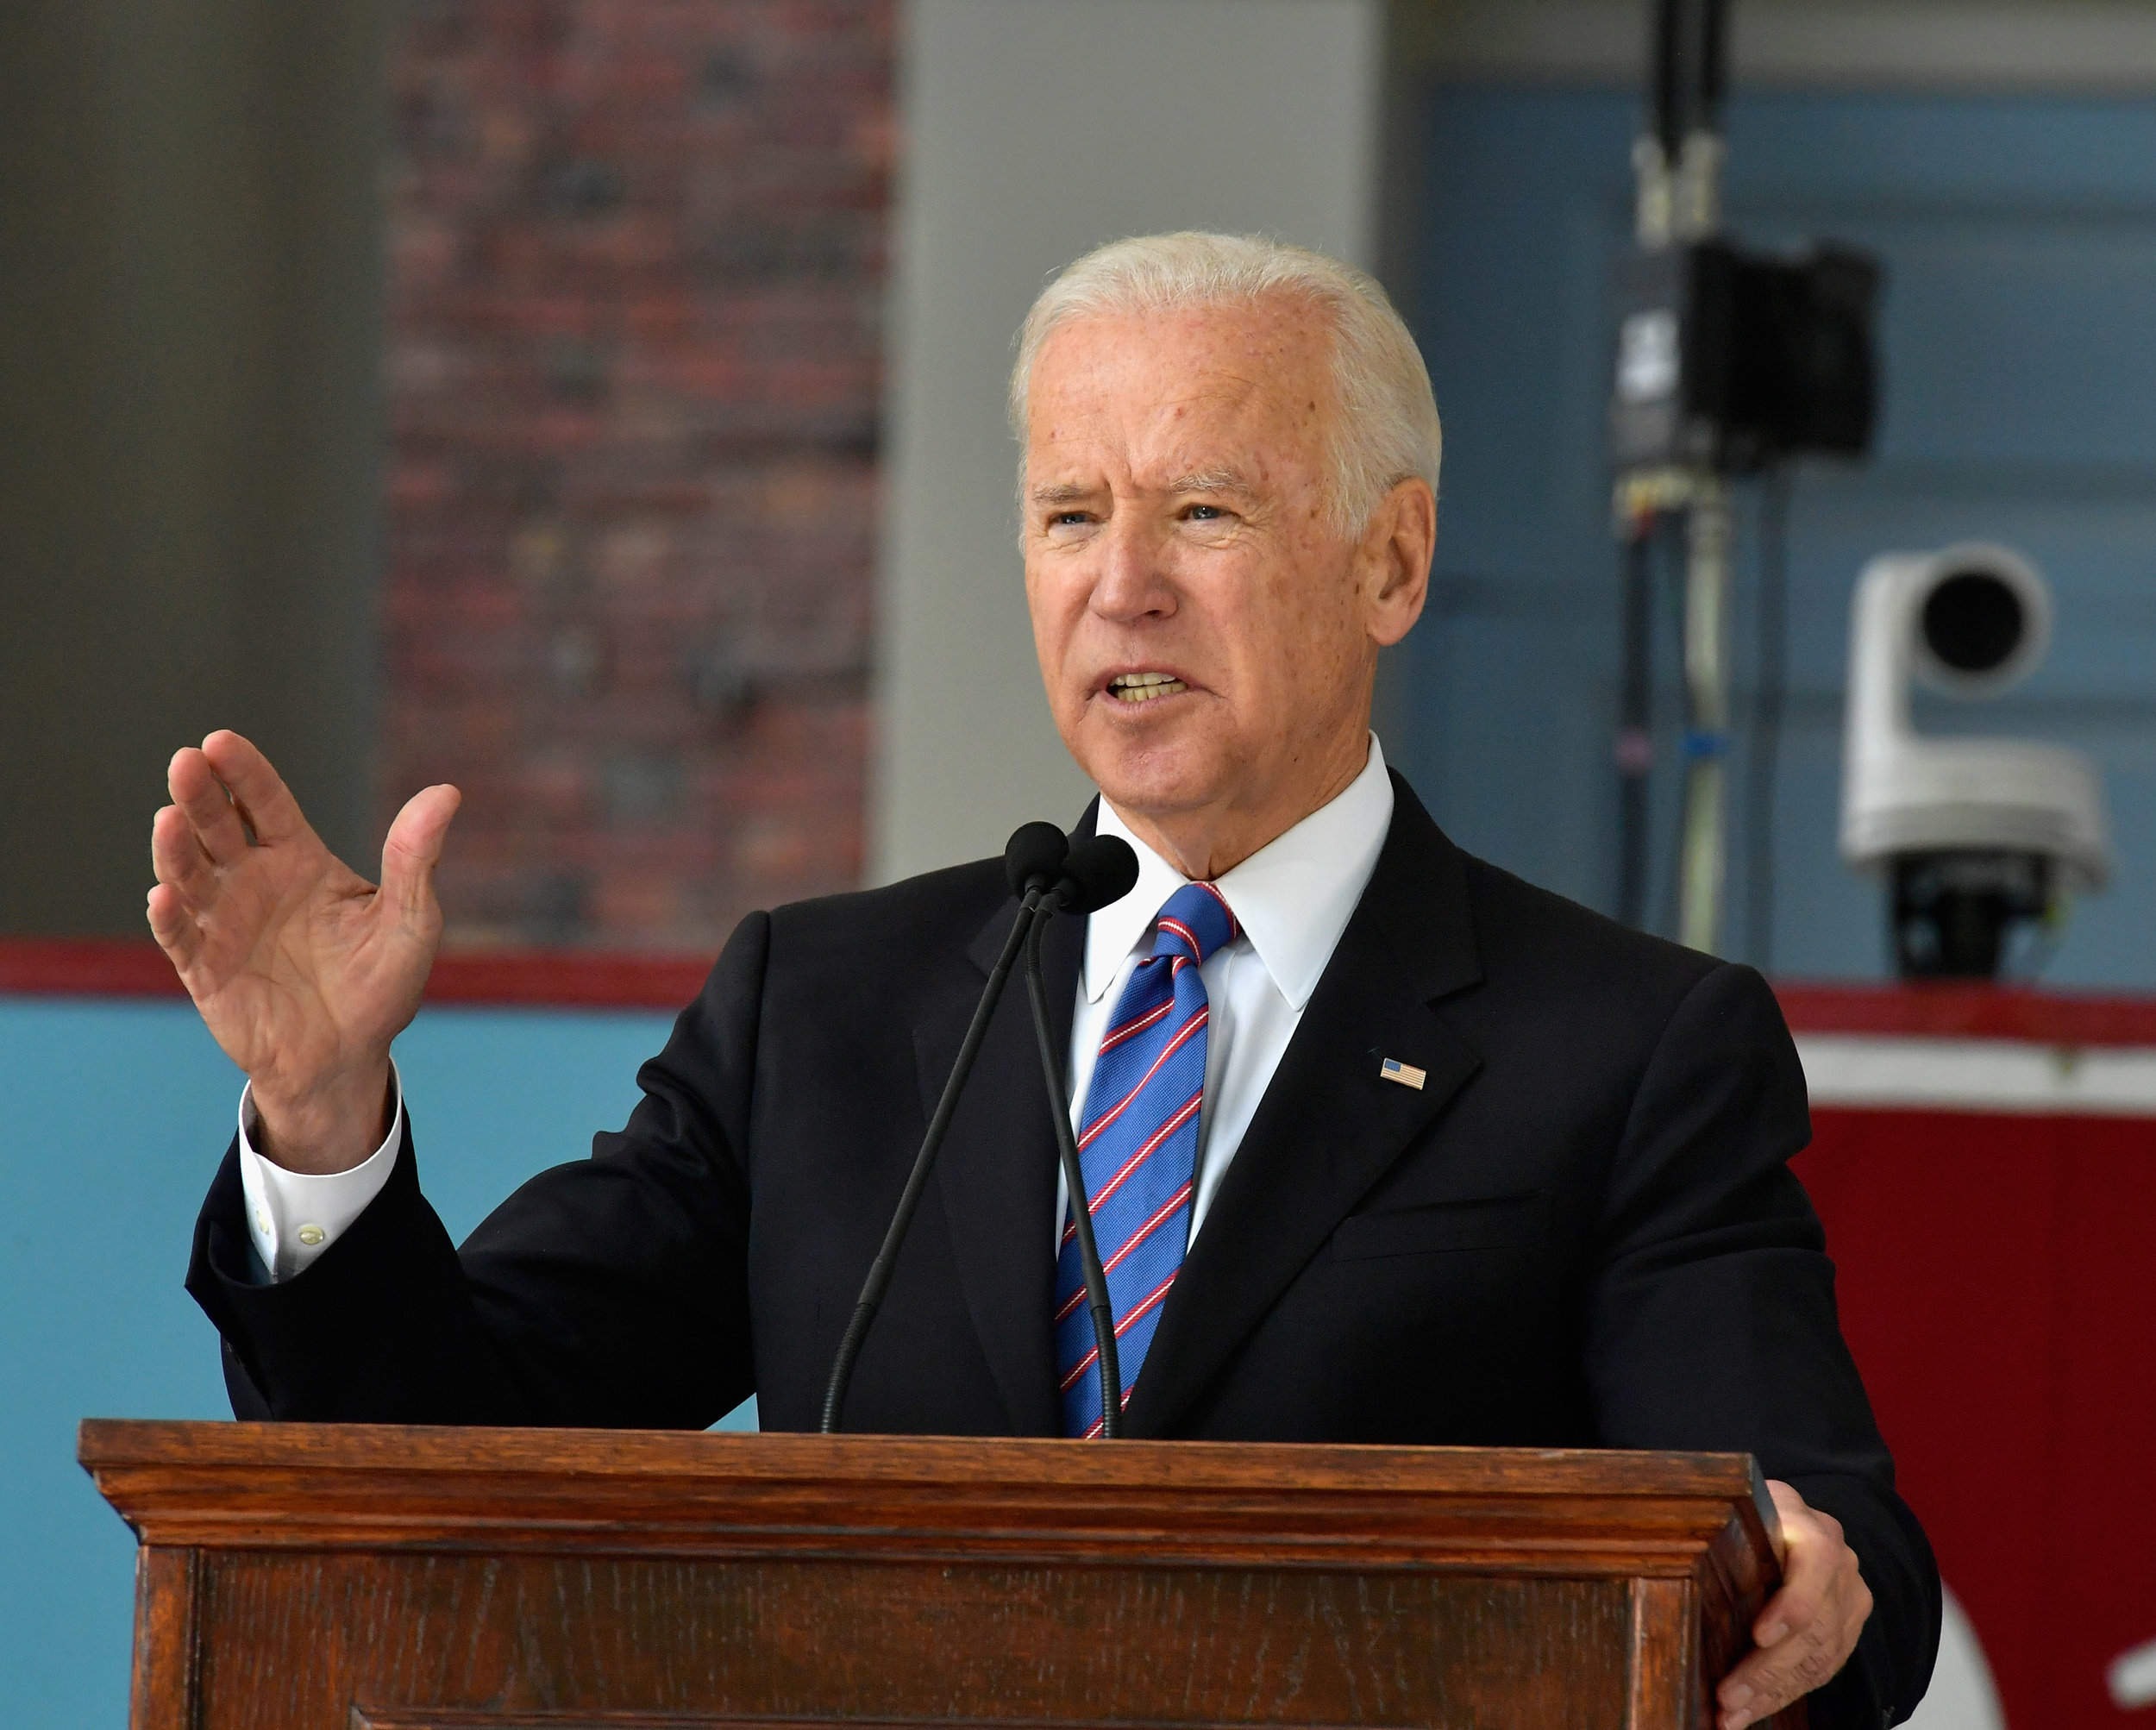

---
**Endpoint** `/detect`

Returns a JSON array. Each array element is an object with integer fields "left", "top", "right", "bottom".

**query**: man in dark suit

[{"left": 151, "top": 233, "right": 1937, "bottom": 1728}]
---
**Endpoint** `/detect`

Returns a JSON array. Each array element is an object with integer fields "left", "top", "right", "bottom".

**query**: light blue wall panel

[
  {"left": 0, "top": 993, "right": 755, "bottom": 1730},
  {"left": 1395, "top": 86, "right": 2156, "bottom": 985}
]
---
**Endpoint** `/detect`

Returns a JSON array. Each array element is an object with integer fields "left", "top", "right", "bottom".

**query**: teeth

[{"left": 1108, "top": 672, "right": 1188, "bottom": 702}]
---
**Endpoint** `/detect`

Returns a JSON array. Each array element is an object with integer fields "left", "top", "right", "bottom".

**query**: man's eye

[{"left": 1050, "top": 511, "right": 1090, "bottom": 528}]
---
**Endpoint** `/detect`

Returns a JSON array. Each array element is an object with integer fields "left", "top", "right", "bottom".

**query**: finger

[
  {"left": 1762, "top": 1477, "right": 1819, "bottom": 1566},
  {"left": 1757, "top": 1490, "right": 1839, "bottom": 1649},
  {"left": 1715, "top": 1609, "right": 1841, "bottom": 1727},
  {"left": 1717, "top": 1508, "right": 1848, "bottom": 1727},
  {"left": 168, "top": 747, "right": 252, "bottom": 865},
  {"left": 147, "top": 883, "right": 204, "bottom": 970},
  {"left": 1755, "top": 1570, "right": 1819, "bottom": 1652},
  {"left": 199, "top": 730, "right": 309, "bottom": 846},
  {"left": 1751, "top": 1475, "right": 1837, "bottom": 1639},
  {"left": 150, "top": 804, "right": 217, "bottom": 907},
  {"left": 379, "top": 784, "right": 461, "bottom": 923}
]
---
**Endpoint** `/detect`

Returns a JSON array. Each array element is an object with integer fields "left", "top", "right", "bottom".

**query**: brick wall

[{"left": 383, "top": 0, "right": 892, "bottom": 950}]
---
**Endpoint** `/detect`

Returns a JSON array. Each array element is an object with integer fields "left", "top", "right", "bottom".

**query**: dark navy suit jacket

[{"left": 189, "top": 774, "right": 1939, "bottom": 1726}]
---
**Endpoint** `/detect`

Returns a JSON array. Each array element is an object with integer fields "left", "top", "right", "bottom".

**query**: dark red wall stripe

[
  {"left": 9, "top": 937, "right": 2156, "bottom": 1040},
  {"left": 0, "top": 939, "right": 711, "bottom": 1011},
  {"left": 1774, "top": 980, "right": 2156, "bottom": 1047}
]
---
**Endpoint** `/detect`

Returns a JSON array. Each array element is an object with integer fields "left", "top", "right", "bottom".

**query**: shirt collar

[{"left": 1083, "top": 735, "right": 1396, "bottom": 1011}]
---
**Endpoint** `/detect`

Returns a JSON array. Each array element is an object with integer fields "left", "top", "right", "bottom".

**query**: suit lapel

[
  {"left": 1121, "top": 779, "right": 1486, "bottom": 1438},
  {"left": 920, "top": 881, "right": 1087, "bottom": 1436}
]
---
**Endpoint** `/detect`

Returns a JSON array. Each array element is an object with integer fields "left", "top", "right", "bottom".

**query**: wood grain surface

[
  {"left": 129, "top": 1545, "right": 202, "bottom": 1730},
  {"left": 79, "top": 1422, "right": 1801, "bottom": 1730},
  {"left": 78, "top": 1422, "right": 1782, "bottom": 1570}
]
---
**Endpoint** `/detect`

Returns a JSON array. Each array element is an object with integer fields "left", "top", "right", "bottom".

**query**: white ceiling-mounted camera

[{"left": 1839, "top": 542, "right": 2109, "bottom": 978}]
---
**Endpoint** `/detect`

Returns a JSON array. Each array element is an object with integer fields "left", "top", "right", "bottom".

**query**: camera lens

[
  {"left": 1921, "top": 572, "right": 2024, "bottom": 674},
  {"left": 1890, "top": 850, "right": 2049, "bottom": 979}
]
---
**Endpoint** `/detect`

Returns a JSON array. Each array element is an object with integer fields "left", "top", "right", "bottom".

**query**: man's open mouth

[{"left": 1106, "top": 672, "right": 1189, "bottom": 704}]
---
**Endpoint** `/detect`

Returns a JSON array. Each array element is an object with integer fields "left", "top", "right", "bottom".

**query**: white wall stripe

[
  {"left": 1412, "top": 1, "right": 2156, "bottom": 94},
  {"left": 1797, "top": 1035, "right": 2156, "bottom": 1117}
]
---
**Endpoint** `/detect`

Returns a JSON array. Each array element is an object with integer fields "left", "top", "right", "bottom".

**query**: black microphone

[
  {"left": 818, "top": 822, "right": 1069, "bottom": 1433},
  {"left": 1052, "top": 834, "right": 1142, "bottom": 916},
  {"left": 1005, "top": 820, "right": 1069, "bottom": 899},
  {"left": 1021, "top": 833, "right": 1139, "bottom": 1436}
]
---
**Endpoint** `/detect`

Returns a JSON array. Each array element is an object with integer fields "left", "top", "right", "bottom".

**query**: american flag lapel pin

[{"left": 1380, "top": 1056, "right": 1427, "bottom": 1091}]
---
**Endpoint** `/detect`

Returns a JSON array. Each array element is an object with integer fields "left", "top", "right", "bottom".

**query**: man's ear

[{"left": 1363, "top": 478, "right": 1435, "bottom": 648}]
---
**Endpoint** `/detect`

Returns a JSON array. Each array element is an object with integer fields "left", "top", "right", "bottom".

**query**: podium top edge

[
  {"left": 78, "top": 1423, "right": 1784, "bottom": 1576},
  {"left": 78, "top": 1419, "right": 1756, "bottom": 1498}
]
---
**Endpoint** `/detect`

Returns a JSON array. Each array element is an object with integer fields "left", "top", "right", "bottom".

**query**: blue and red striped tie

[{"left": 1055, "top": 880, "right": 1239, "bottom": 1437}]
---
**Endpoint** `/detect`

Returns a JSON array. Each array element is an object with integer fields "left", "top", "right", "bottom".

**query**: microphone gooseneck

[
  {"left": 1021, "top": 831, "right": 1139, "bottom": 1438},
  {"left": 818, "top": 824, "right": 1062, "bottom": 1434}
]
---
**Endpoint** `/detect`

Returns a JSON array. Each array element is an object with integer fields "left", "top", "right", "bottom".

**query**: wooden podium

[{"left": 79, "top": 1420, "right": 1798, "bottom": 1730}]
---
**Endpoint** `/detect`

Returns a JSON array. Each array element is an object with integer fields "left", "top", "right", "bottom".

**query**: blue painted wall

[
  {"left": 0, "top": 993, "right": 755, "bottom": 1730},
  {"left": 1391, "top": 86, "right": 2156, "bottom": 985}
]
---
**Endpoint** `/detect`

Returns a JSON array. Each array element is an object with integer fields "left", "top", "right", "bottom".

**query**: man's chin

[{"left": 1078, "top": 741, "right": 1231, "bottom": 824}]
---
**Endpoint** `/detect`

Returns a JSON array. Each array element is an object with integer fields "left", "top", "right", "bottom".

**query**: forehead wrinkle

[
  {"left": 1150, "top": 367, "right": 1264, "bottom": 423},
  {"left": 1024, "top": 318, "right": 1329, "bottom": 505},
  {"left": 1137, "top": 364, "right": 1315, "bottom": 480}
]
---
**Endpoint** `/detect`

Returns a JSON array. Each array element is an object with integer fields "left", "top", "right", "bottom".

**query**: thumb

[{"left": 379, "top": 784, "right": 462, "bottom": 924}]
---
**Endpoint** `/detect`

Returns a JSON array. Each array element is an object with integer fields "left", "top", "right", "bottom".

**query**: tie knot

[{"left": 1150, "top": 881, "right": 1239, "bottom": 967}]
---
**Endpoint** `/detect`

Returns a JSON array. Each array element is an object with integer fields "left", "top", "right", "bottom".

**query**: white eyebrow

[{"left": 1166, "top": 467, "right": 1257, "bottom": 498}]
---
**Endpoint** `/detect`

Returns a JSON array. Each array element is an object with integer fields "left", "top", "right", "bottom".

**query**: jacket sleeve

[
  {"left": 1582, "top": 961, "right": 1942, "bottom": 1729},
  {"left": 185, "top": 911, "right": 769, "bottom": 1428}
]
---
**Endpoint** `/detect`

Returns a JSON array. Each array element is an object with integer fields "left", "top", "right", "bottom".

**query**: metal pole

[
  {"left": 1672, "top": 72, "right": 1727, "bottom": 951},
  {"left": 1618, "top": 0, "right": 1734, "bottom": 949},
  {"left": 1679, "top": 478, "right": 1733, "bottom": 954},
  {"left": 1616, "top": 512, "right": 1657, "bottom": 930}
]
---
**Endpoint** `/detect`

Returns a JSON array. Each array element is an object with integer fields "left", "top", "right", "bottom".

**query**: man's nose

[{"left": 1089, "top": 516, "right": 1175, "bottom": 623}]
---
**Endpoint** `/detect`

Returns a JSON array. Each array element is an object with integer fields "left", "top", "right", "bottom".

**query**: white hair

[{"left": 1008, "top": 231, "right": 1442, "bottom": 536}]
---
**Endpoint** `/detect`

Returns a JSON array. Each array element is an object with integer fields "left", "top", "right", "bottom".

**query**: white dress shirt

[
  {"left": 237, "top": 1067, "right": 406, "bottom": 1280},
  {"left": 1060, "top": 737, "right": 1394, "bottom": 1245},
  {"left": 237, "top": 738, "right": 1395, "bottom": 1282}
]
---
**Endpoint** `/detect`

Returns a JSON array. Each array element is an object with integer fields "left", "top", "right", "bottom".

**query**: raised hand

[{"left": 147, "top": 730, "right": 461, "bottom": 1174}]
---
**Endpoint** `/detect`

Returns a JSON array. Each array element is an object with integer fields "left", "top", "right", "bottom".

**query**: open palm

[{"left": 147, "top": 730, "right": 460, "bottom": 1171}]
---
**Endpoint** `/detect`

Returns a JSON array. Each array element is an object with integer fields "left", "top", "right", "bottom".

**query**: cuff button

[{"left": 296, "top": 1224, "right": 325, "bottom": 1247}]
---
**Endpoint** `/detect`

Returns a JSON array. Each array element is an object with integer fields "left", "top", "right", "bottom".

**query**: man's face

[{"left": 1022, "top": 298, "right": 1410, "bottom": 841}]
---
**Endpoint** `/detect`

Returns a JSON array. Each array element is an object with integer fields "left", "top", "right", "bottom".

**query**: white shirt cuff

[{"left": 236, "top": 1062, "right": 405, "bottom": 1282}]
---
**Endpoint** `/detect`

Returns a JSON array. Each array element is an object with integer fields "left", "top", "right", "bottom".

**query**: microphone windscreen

[
  {"left": 1004, "top": 821, "right": 1070, "bottom": 899},
  {"left": 1055, "top": 835, "right": 1140, "bottom": 914}
]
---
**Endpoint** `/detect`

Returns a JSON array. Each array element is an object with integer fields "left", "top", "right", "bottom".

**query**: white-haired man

[{"left": 159, "top": 233, "right": 1938, "bottom": 1730}]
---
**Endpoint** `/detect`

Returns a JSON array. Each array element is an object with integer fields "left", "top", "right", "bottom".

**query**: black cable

[
  {"left": 1699, "top": 0, "right": 1732, "bottom": 131},
  {"left": 1023, "top": 901, "right": 1123, "bottom": 1439},
  {"left": 1649, "top": 0, "right": 1732, "bottom": 160},
  {"left": 1656, "top": 517, "right": 1692, "bottom": 942},
  {"left": 1617, "top": 515, "right": 1657, "bottom": 928},
  {"left": 1745, "top": 467, "right": 1791, "bottom": 976},
  {"left": 819, "top": 892, "right": 1042, "bottom": 1434},
  {"left": 1651, "top": 0, "right": 1683, "bottom": 157}
]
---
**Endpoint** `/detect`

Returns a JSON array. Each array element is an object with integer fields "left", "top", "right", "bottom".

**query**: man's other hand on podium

[
  {"left": 147, "top": 730, "right": 461, "bottom": 1176},
  {"left": 1716, "top": 1479, "right": 1874, "bottom": 1728}
]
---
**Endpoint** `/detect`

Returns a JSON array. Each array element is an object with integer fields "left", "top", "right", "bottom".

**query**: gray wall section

[
  {"left": 872, "top": 0, "right": 1383, "bottom": 883},
  {"left": 0, "top": 0, "right": 385, "bottom": 934},
  {"left": 1401, "top": 0, "right": 2156, "bottom": 91}
]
